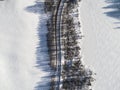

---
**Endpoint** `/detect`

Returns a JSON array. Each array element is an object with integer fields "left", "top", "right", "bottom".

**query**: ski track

[{"left": 1, "top": 0, "right": 120, "bottom": 90}]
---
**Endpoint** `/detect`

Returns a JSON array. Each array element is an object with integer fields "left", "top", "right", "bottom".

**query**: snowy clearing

[
  {"left": 79, "top": 0, "right": 120, "bottom": 90},
  {"left": 0, "top": 0, "right": 48, "bottom": 90}
]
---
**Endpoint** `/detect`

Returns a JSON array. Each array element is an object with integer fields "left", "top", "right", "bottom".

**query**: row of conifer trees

[
  {"left": 61, "top": 1, "right": 94, "bottom": 90},
  {"left": 44, "top": 0, "right": 94, "bottom": 90}
]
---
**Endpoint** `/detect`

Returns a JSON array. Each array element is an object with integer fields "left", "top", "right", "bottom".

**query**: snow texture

[
  {"left": 79, "top": 0, "right": 120, "bottom": 90},
  {"left": 0, "top": 0, "right": 50, "bottom": 90}
]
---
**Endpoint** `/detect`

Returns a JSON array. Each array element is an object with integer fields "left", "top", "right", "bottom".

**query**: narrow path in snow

[{"left": 55, "top": 0, "right": 65, "bottom": 89}]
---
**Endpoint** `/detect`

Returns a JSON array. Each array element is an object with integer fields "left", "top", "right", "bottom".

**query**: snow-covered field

[
  {"left": 1, "top": 0, "right": 120, "bottom": 90},
  {"left": 0, "top": 0, "right": 49, "bottom": 90},
  {"left": 79, "top": 0, "right": 120, "bottom": 90}
]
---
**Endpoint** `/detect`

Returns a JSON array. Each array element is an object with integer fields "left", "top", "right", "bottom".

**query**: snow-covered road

[
  {"left": 80, "top": 0, "right": 120, "bottom": 90},
  {"left": 0, "top": 0, "right": 47, "bottom": 90}
]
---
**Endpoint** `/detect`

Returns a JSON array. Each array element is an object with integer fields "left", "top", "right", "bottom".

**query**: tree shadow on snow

[
  {"left": 25, "top": 0, "right": 53, "bottom": 90},
  {"left": 103, "top": 0, "right": 120, "bottom": 29}
]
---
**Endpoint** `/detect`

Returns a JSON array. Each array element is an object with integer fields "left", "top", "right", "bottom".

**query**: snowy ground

[
  {"left": 2, "top": 0, "right": 120, "bottom": 90},
  {"left": 0, "top": 0, "right": 49, "bottom": 90},
  {"left": 79, "top": 0, "right": 120, "bottom": 90}
]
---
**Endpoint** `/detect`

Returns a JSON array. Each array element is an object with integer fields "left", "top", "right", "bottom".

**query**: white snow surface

[
  {"left": 0, "top": 0, "right": 47, "bottom": 90},
  {"left": 79, "top": 0, "right": 120, "bottom": 90}
]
